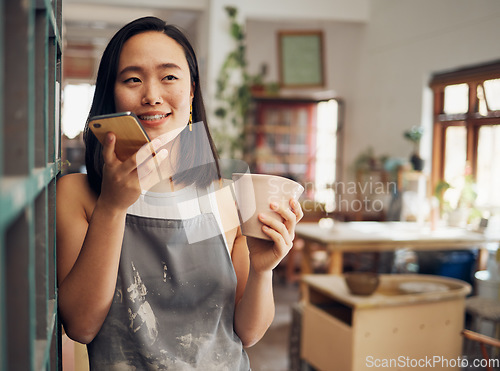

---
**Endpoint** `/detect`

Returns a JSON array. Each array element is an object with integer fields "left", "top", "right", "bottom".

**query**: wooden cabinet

[
  {"left": 244, "top": 96, "right": 323, "bottom": 184},
  {"left": 301, "top": 274, "right": 470, "bottom": 371}
]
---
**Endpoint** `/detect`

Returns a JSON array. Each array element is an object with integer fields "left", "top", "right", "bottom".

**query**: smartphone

[{"left": 89, "top": 112, "right": 152, "bottom": 161}]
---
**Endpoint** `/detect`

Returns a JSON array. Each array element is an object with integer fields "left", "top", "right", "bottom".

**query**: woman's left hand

[{"left": 246, "top": 198, "right": 303, "bottom": 273}]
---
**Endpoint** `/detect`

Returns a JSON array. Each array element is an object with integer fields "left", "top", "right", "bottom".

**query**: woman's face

[{"left": 114, "top": 31, "right": 193, "bottom": 140}]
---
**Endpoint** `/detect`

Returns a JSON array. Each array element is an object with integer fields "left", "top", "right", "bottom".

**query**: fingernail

[
  {"left": 270, "top": 202, "right": 278, "bottom": 210},
  {"left": 157, "top": 149, "right": 168, "bottom": 160}
]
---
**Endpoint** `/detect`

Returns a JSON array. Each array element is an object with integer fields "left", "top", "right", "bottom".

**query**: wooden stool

[{"left": 462, "top": 330, "right": 500, "bottom": 371}]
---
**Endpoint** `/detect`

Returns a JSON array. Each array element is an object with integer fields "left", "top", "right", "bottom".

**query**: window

[
  {"left": 430, "top": 60, "right": 500, "bottom": 210},
  {"left": 62, "top": 83, "right": 95, "bottom": 139},
  {"left": 314, "top": 99, "right": 339, "bottom": 210}
]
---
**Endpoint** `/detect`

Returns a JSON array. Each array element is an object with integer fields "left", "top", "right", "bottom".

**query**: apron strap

[{"left": 195, "top": 185, "right": 212, "bottom": 214}]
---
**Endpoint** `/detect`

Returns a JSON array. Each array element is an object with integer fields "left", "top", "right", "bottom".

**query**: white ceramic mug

[{"left": 232, "top": 173, "right": 304, "bottom": 240}]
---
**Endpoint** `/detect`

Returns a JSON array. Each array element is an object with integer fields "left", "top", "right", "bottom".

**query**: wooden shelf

[
  {"left": 245, "top": 97, "right": 321, "bottom": 183},
  {"left": 1, "top": 0, "right": 62, "bottom": 369}
]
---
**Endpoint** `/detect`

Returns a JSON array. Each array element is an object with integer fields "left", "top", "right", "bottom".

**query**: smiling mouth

[{"left": 138, "top": 113, "right": 170, "bottom": 121}]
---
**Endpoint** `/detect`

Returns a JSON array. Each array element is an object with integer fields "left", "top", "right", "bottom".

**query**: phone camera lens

[{"left": 93, "top": 123, "right": 101, "bottom": 128}]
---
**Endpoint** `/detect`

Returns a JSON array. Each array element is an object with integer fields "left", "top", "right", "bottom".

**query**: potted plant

[
  {"left": 212, "top": 6, "right": 266, "bottom": 159},
  {"left": 403, "top": 126, "right": 424, "bottom": 171},
  {"left": 434, "top": 165, "right": 480, "bottom": 227}
]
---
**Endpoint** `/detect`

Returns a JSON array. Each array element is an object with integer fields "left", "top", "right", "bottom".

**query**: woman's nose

[{"left": 142, "top": 84, "right": 163, "bottom": 105}]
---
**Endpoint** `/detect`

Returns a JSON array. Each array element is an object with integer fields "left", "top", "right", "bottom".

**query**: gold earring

[{"left": 188, "top": 105, "right": 193, "bottom": 131}]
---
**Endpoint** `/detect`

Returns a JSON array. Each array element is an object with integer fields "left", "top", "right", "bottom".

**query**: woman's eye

[
  {"left": 163, "top": 75, "right": 177, "bottom": 81},
  {"left": 124, "top": 77, "right": 141, "bottom": 83}
]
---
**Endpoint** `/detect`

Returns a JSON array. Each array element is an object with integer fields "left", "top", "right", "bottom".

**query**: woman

[{"left": 57, "top": 16, "right": 303, "bottom": 370}]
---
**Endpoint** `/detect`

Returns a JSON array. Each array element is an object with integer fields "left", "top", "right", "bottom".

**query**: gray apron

[{"left": 87, "top": 187, "right": 250, "bottom": 370}]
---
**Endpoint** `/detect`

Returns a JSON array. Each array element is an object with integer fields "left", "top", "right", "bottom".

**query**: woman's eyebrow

[
  {"left": 158, "top": 63, "right": 181, "bottom": 71},
  {"left": 118, "top": 63, "right": 182, "bottom": 76}
]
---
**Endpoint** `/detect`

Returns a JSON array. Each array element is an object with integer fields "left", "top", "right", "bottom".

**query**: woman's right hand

[{"left": 99, "top": 132, "right": 168, "bottom": 211}]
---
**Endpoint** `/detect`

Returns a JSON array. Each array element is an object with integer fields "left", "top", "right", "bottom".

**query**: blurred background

[
  {"left": 61, "top": 0, "right": 500, "bottom": 225},
  {"left": 2, "top": 0, "right": 500, "bottom": 369}
]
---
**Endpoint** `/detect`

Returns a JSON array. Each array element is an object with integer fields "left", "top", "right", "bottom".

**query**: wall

[
  {"left": 203, "top": 0, "right": 370, "bottom": 133},
  {"left": 346, "top": 0, "right": 500, "bottom": 181},
  {"left": 243, "top": 0, "right": 500, "bottom": 183},
  {"left": 245, "top": 19, "right": 365, "bottom": 98},
  {"left": 63, "top": 0, "right": 500, "bottom": 182}
]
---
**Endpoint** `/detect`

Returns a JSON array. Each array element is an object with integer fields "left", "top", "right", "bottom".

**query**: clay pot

[{"left": 344, "top": 272, "right": 380, "bottom": 296}]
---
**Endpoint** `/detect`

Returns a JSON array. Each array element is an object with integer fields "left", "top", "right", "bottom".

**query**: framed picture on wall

[{"left": 278, "top": 30, "right": 325, "bottom": 88}]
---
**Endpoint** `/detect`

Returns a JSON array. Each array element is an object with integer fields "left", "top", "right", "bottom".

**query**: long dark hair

[{"left": 83, "top": 16, "right": 220, "bottom": 195}]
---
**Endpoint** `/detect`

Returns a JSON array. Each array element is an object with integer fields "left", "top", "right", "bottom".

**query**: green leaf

[
  {"left": 403, "top": 126, "right": 424, "bottom": 143},
  {"left": 225, "top": 6, "right": 237, "bottom": 18},
  {"left": 214, "top": 107, "right": 227, "bottom": 118},
  {"left": 230, "top": 23, "right": 244, "bottom": 41}
]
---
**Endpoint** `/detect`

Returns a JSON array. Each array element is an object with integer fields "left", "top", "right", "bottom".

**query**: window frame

[{"left": 430, "top": 60, "right": 500, "bottom": 194}]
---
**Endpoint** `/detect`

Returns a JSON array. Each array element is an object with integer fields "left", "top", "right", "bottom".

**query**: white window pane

[
  {"left": 444, "top": 83, "right": 469, "bottom": 114},
  {"left": 442, "top": 126, "right": 467, "bottom": 210},
  {"left": 314, "top": 99, "right": 338, "bottom": 208},
  {"left": 477, "top": 125, "right": 500, "bottom": 208},
  {"left": 477, "top": 84, "right": 488, "bottom": 116},
  {"left": 62, "top": 84, "right": 95, "bottom": 139},
  {"left": 484, "top": 78, "right": 500, "bottom": 111},
  {"left": 444, "top": 126, "right": 467, "bottom": 186}
]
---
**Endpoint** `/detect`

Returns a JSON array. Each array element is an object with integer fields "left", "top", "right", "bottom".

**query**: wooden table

[{"left": 295, "top": 221, "right": 500, "bottom": 275}]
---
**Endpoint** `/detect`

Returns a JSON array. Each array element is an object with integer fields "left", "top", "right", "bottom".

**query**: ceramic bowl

[{"left": 344, "top": 272, "right": 380, "bottom": 296}]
